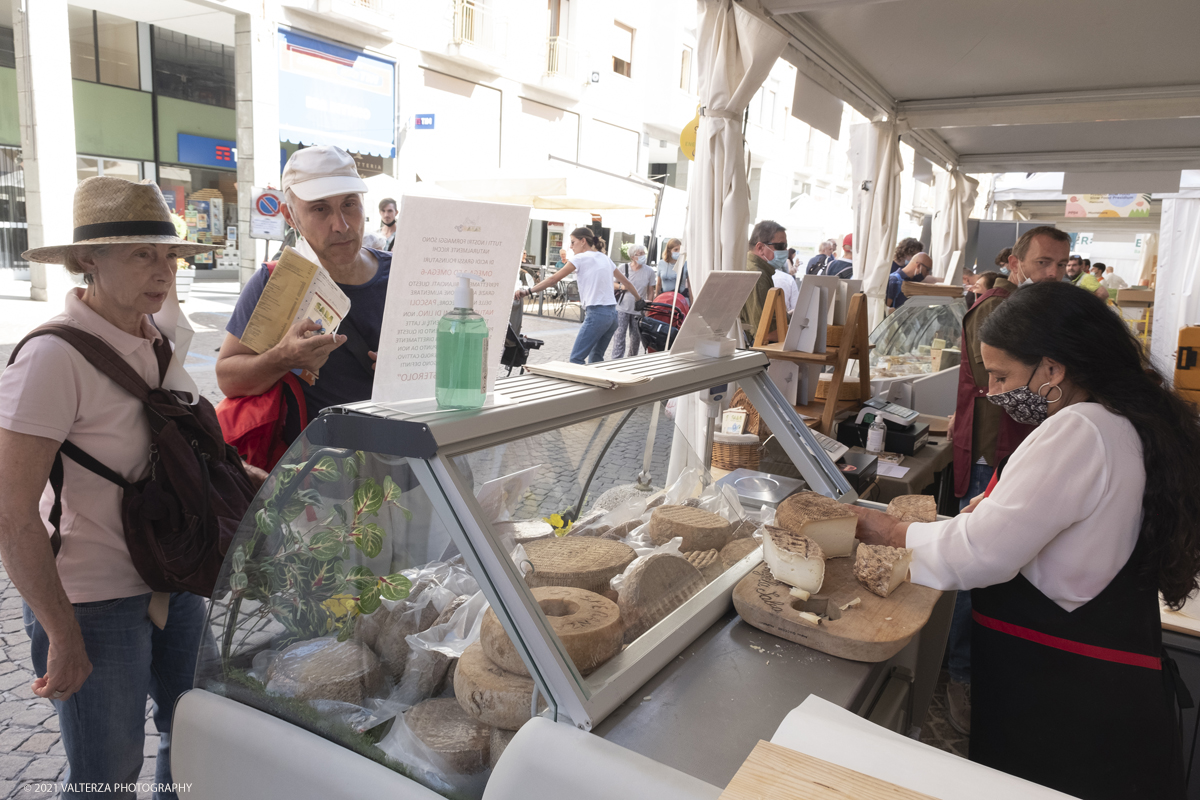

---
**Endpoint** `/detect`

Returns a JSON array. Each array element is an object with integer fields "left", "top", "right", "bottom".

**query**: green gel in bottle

[{"left": 436, "top": 273, "right": 488, "bottom": 410}]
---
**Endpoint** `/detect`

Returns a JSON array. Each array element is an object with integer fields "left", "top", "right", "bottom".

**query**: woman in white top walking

[
  {"left": 849, "top": 281, "right": 1197, "bottom": 800},
  {"left": 515, "top": 227, "right": 641, "bottom": 364},
  {"left": 612, "top": 243, "right": 656, "bottom": 359}
]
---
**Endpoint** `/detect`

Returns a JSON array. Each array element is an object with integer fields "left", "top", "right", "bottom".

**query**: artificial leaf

[
  {"left": 376, "top": 572, "right": 412, "bottom": 602},
  {"left": 231, "top": 547, "right": 246, "bottom": 573},
  {"left": 344, "top": 565, "right": 377, "bottom": 592},
  {"left": 351, "top": 522, "right": 385, "bottom": 559},
  {"left": 310, "top": 457, "right": 341, "bottom": 482},
  {"left": 230, "top": 572, "right": 248, "bottom": 592},
  {"left": 307, "top": 529, "right": 345, "bottom": 561},
  {"left": 353, "top": 480, "right": 384, "bottom": 518},
  {"left": 357, "top": 586, "right": 382, "bottom": 615}
]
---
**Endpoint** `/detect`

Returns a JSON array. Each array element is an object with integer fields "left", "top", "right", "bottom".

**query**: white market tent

[{"left": 688, "top": 0, "right": 1200, "bottom": 373}]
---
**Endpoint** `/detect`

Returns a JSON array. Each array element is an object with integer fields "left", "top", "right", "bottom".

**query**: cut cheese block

[
  {"left": 762, "top": 527, "right": 825, "bottom": 594},
  {"left": 490, "top": 727, "right": 516, "bottom": 769},
  {"left": 267, "top": 637, "right": 384, "bottom": 705},
  {"left": 776, "top": 492, "right": 857, "bottom": 558},
  {"left": 721, "top": 538, "right": 761, "bottom": 569},
  {"left": 886, "top": 495, "right": 937, "bottom": 523},
  {"left": 454, "top": 641, "right": 544, "bottom": 731},
  {"left": 687, "top": 549, "right": 724, "bottom": 583},
  {"left": 481, "top": 587, "right": 623, "bottom": 677},
  {"left": 524, "top": 537, "right": 636, "bottom": 595},
  {"left": 405, "top": 697, "right": 491, "bottom": 775},
  {"left": 618, "top": 554, "right": 707, "bottom": 644},
  {"left": 647, "top": 505, "right": 737, "bottom": 552},
  {"left": 854, "top": 544, "right": 914, "bottom": 598}
]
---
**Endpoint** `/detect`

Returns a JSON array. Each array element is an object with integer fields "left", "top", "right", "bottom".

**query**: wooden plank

[
  {"left": 753, "top": 344, "right": 837, "bottom": 366},
  {"left": 732, "top": 560, "right": 942, "bottom": 663},
  {"left": 754, "top": 288, "right": 790, "bottom": 347},
  {"left": 901, "top": 282, "right": 966, "bottom": 299},
  {"left": 720, "top": 741, "right": 938, "bottom": 800}
]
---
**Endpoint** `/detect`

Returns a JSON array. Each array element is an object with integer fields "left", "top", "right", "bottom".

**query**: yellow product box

[{"left": 1175, "top": 326, "right": 1200, "bottom": 391}]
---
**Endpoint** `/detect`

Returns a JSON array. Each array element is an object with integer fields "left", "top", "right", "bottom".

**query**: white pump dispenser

[{"left": 455, "top": 273, "right": 484, "bottom": 309}]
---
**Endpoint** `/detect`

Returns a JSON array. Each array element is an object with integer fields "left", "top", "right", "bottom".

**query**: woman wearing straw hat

[{"left": 0, "top": 177, "right": 217, "bottom": 797}]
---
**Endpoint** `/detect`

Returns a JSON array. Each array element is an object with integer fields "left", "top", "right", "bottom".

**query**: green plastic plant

[{"left": 221, "top": 450, "right": 414, "bottom": 661}]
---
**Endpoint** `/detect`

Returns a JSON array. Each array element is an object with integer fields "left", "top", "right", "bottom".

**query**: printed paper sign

[{"left": 372, "top": 196, "right": 530, "bottom": 403}]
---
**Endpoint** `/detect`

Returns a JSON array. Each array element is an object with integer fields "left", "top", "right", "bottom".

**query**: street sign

[
  {"left": 415, "top": 114, "right": 435, "bottom": 129},
  {"left": 250, "top": 188, "right": 287, "bottom": 240}
]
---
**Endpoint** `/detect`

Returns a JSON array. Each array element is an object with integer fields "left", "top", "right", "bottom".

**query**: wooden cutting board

[
  {"left": 720, "top": 741, "right": 937, "bottom": 800},
  {"left": 732, "top": 557, "right": 942, "bottom": 662}
]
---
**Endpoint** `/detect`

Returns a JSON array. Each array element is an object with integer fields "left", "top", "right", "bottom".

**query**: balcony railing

[
  {"left": 545, "top": 36, "right": 577, "bottom": 79},
  {"left": 453, "top": 0, "right": 505, "bottom": 53}
]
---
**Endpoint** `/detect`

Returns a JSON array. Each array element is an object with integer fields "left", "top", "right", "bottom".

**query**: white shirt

[
  {"left": 772, "top": 271, "right": 799, "bottom": 314},
  {"left": 569, "top": 250, "right": 619, "bottom": 308},
  {"left": 1103, "top": 273, "right": 1130, "bottom": 291},
  {"left": 906, "top": 403, "right": 1144, "bottom": 611}
]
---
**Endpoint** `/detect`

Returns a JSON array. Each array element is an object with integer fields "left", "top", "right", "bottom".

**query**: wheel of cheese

[
  {"left": 523, "top": 537, "right": 636, "bottom": 595},
  {"left": 375, "top": 595, "right": 443, "bottom": 683},
  {"left": 490, "top": 727, "right": 516, "bottom": 769},
  {"left": 355, "top": 603, "right": 391, "bottom": 651},
  {"left": 454, "top": 641, "right": 545, "bottom": 731},
  {"left": 480, "top": 587, "right": 623, "bottom": 678},
  {"left": 686, "top": 549, "right": 723, "bottom": 583},
  {"left": 886, "top": 494, "right": 937, "bottom": 523},
  {"left": 647, "top": 505, "right": 736, "bottom": 552},
  {"left": 494, "top": 519, "right": 556, "bottom": 544},
  {"left": 405, "top": 697, "right": 491, "bottom": 775},
  {"left": 721, "top": 538, "right": 761, "bottom": 569},
  {"left": 775, "top": 492, "right": 857, "bottom": 558},
  {"left": 266, "top": 637, "right": 385, "bottom": 705},
  {"left": 618, "top": 553, "right": 706, "bottom": 644}
]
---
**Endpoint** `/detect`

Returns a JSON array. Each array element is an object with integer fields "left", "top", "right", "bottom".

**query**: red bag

[
  {"left": 215, "top": 372, "right": 307, "bottom": 471},
  {"left": 214, "top": 261, "right": 309, "bottom": 471}
]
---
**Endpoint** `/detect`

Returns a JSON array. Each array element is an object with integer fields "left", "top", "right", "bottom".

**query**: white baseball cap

[{"left": 282, "top": 145, "right": 369, "bottom": 201}]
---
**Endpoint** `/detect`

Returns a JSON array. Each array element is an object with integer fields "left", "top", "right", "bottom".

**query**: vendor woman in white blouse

[
  {"left": 515, "top": 227, "right": 641, "bottom": 364},
  {"left": 852, "top": 281, "right": 1196, "bottom": 800}
]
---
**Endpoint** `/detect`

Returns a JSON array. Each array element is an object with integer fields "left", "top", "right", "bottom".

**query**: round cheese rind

[
  {"left": 524, "top": 537, "right": 636, "bottom": 595},
  {"left": 454, "top": 641, "right": 544, "bottom": 731},
  {"left": 618, "top": 553, "right": 707, "bottom": 643},
  {"left": 886, "top": 495, "right": 937, "bottom": 523},
  {"left": 647, "top": 505, "right": 737, "bottom": 552},
  {"left": 721, "top": 538, "right": 760, "bottom": 569},
  {"left": 376, "top": 595, "right": 443, "bottom": 683},
  {"left": 480, "top": 587, "right": 623, "bottom": 677},
  {"left": 686, "top": 549, "right": 724, "bottom": 583},
  {"left": 490, "top": 727, "right": 516, "bottom": 769},
  {"left": 405, "top": 697, "right": 491, "bottom": 775},
  {"left": 777, "top": 492, "right": 855, "bottom": 526},
  {"left": 355, "top": 603, "right": 391, "bottom": 651},
  {"left": 267, "top": 637, "right": 385, "bottom": 705}
]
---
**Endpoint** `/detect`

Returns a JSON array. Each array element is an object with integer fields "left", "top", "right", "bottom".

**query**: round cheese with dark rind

[
  {"left": 686, "top": 549, "right": 724, "bottom": 583},
  {"left": 523, "top": 537, "right": 636, "bottom": 595},
  {"left": 721, "top": 538, "right": 761, "bottom": 569},
  {"left": 454, "top": 641, "right": 544, "bottom": 731},
  {"left": 266, "top": 637, "right": 384, "bottom": 705},
  {"left": 618, "top": 553, "right": 706, "bottom": 643},
  {"left": 405, "top": 697, "right": 491, "bottom": 775},
  {"left": 647, "top": 505, "right": 737, "bottom": 552},
  {"left": 480, "top": 587, "right": 623, "bottom": 677}
]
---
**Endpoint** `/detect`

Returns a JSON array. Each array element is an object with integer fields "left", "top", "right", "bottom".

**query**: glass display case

[
  {"left": 868, "top": 295, "right": 968, "bottom": 380},
  {"left": 191, "top": 350, "right": 853, "bottom": 797}
]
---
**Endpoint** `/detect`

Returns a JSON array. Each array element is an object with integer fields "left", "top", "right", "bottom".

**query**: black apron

[{"left": 970, "top": 495, "right": 1186, "bottom": 798}]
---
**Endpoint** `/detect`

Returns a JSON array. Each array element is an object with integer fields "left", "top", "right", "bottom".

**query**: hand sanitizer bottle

[
  {"left": 436, "top": 273, "right": 489, "bottom": 410},
  {"left": 866, "top": 413, "right": 887, "bottom": 455}
]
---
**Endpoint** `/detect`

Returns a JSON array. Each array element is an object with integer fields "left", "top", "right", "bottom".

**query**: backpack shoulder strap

[
  {"left": 11, "top": 324, "right": 153, "bottom": 403},
  {"left": 46, "top": 441, "right": 133, "bottom": 557}
]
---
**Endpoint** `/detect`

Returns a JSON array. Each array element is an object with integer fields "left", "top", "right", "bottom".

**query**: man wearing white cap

[{"left": 217, "top": 145, "right": 391, "bottom": 430}]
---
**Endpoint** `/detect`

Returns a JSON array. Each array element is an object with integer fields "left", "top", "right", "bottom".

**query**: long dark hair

[{"left": 980, "top": 282, "right": 1200, "bottom": 608}]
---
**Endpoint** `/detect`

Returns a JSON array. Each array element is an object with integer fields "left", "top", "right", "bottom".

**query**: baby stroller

[{"left": 638, "top": 291, "right": 690, "bottom": 353}]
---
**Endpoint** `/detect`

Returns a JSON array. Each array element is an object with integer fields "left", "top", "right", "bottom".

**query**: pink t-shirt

[{"left": 0, "top": 289, "right": 163, "bottom": 603}]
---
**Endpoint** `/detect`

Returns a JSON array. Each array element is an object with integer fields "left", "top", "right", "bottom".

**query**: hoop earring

[{"left": 1037, "top": 382, "right": 1064, "bottom": 404}]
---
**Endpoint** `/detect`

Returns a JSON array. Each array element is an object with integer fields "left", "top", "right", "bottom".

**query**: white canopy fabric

[
  {"left": 433, "top": 171, "right": 657, "bottom": 210},
  {"left": 670, "top": 0, "right": 786, "bottom": 479},
  {"left": 930, "top": 168, "right": 980, "bottom": 285},
  {"left": 850, "top": 120, "right": 903, "bottom": 328},
  {"left": 1151, "top": 200, "right": 1200, "bottom": 377}
]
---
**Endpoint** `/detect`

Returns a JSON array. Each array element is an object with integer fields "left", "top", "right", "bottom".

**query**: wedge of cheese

[
  {"left": 776, "top": 492, "right": 858, "bottom": 558},
  {"left": 762, "top": 527, "right": 825, "bottom": 595},
  {"left": 886, "top": 495, "right": 937, "bottom": 523},
  {"left": 854, "top": 544, "right": 913, "bottom": 598}
]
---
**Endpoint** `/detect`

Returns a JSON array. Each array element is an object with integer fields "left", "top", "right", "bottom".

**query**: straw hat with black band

[{"left": 22, "top": 177, "right": 219, "bottom": 265}]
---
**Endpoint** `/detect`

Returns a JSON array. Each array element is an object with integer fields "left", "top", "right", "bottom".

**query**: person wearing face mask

[
  {"left": 655, "top": 238, "right": 688, "bottom": 298},
  {"left": 941, "top": 225, "right": 1070, "bottom": 736},
  {"left": 611, "top": 243, "right": 657, "bottom": 359},
  {"left": 741, "top": 220, "right": 788, "bottom": 335},
  {"left": 849, "top": 281, "right": 1197, "bottom": 800}
]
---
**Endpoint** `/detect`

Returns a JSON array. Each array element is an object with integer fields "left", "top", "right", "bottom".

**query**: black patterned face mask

[{"left": 987, "top": 364, "right": 1049, "bottom": 426}]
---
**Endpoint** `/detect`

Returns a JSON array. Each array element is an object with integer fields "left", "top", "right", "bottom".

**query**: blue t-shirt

[
  {"left": 827, "top": 259, "right": 853, "bottom": 279},
  {"left": 226, "top": 249, "right": 392, "bottom": 423},
  {"left": 886, "top": 269, "right": 924, "bottom": 310}
]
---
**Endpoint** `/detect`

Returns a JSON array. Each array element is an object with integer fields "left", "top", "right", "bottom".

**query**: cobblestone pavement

[{"left": 0, "top": 280, "right": 966, "bottom": 790}]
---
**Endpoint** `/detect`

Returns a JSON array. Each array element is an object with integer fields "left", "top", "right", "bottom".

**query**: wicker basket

[{"left": 712, "top": 388, "right": 765, "bottom": 471}]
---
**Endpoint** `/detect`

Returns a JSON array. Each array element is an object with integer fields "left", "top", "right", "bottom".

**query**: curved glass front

[{"left": 868, "top": 296, "right": 968, "bottom": 379}]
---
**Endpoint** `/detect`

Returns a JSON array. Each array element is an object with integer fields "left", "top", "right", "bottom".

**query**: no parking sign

[{"left": 250, "top": 188, "right": 287, "bottom": 240}]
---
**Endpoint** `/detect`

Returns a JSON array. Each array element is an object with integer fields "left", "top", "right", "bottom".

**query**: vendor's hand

[
  {"left": 946, "top": 413, "right": 954, "bottom": 443},
  {"left": 847, "top": 505, "right": 908, "bottom": 548},
  {"left": 961, "top": 493, "right": 984, "bottom": 514},
  {"left": 272, "top": 319, "right": 345, "bottom": 374},
  {"left": 368, "top": 350, "right": 377, "bottom": 372},
  {"left": 33, "top": 629, "right": 92, "bottom": 703},
  {"left": 243, "top": 461, "right": 269, "bottom": 490},
  {"left": 633, "top": 298, "right": 646, "bottom": 312}
]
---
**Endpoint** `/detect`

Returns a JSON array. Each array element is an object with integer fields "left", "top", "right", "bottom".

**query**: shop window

[
  {"left": 67, "top": 7, "right": 139, "bottom": 89},
  {"left": 0, "top": 27, "right": 15, "bottom": 69},
  {"left": 612, "top": 22, "right": 633, "bottom": 78},
  {"left": 680, "top": 45, "right": 692, "bottom": 92},
  {"left": 77, "top": 156, "right": 142, "bottom": 185},
  {"left": 158, "top": 165, "right": 239, "bottom": 264},
  {"left": 0, "top": 147, "right": 27, "bottom": 271},
  {"left": 152, "top": 27, "right": 235, "bottom": 110}
]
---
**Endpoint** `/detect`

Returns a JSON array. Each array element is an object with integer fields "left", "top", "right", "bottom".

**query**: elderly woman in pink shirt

[{"left": 0, "top": 178, "right": 219, "bottom": 799}]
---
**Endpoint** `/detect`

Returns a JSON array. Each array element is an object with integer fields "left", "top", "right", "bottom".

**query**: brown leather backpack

[{"left": 9, "top": 324, "right": 257, "bottom": 598}]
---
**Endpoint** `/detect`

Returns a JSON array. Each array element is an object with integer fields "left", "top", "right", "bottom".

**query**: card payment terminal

[{"left": 855, "top": 397, "right": 920, "bottom": 429}]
